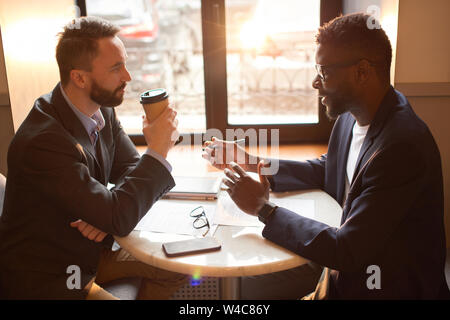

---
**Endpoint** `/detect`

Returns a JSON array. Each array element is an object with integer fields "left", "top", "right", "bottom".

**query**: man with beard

[
  {"left": 0, "top": 16, "right": 187, "bottom": 299},
  {"left": 203, "top": 13, "right": 449, "bottom": 299}
]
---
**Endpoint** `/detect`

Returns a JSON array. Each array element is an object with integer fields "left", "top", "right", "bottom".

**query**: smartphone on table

[{"left": 162, "top": 237, "right": 221, "bottom": 257}]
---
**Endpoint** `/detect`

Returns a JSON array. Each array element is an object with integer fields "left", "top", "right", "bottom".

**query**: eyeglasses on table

[{"left": 190, "top": 206, "right": 210, "bottom": 236}]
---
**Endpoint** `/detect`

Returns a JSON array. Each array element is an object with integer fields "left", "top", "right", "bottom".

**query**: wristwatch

[{"left": 257, "top": 201, "right": 278, "bottom": 224}]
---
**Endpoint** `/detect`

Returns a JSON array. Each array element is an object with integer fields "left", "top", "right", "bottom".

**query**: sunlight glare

[
  {"left": 238, "top": 0, "right": 320, "bottom": 51},
  {"left": 239, "top": 20, "right": 268, "bottom": 50},
  {"left": 4, "top": 18, "right": 66, "bottom": 63}
]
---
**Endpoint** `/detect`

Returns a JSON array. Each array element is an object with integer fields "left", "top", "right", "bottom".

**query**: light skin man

[
  {"left": 67, "top": 31, "right": 178, "bottom": 243},
  {"left": 0, "top": 17, "right": 186, "bottom": 300},
  {"left": 66, "top": 27, "right": 183, "bottom": 300}
]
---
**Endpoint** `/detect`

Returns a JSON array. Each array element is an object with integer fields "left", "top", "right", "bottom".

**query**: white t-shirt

[{"left": 343, "top": 122, "right": 370, "bottom": 204}]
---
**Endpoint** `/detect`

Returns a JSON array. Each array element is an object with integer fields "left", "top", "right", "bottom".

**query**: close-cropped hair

[
  {"left": 316, "top": 13, "right": 392, "bottom": 81},
  {"left": 56, "top": 16, "right": 121, "bottom": 86}
]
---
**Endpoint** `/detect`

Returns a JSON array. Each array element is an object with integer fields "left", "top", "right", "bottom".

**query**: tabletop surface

[{"left": 115, "top": 188, "right": 342, "bottom": 278}]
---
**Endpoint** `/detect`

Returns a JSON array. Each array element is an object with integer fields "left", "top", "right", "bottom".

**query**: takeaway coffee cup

[
  {"left": 140, "top": 88, "right": 169, "bottom": 121},
  {"left": 140, "top": 88, "right": 182, "bottom": 144}
]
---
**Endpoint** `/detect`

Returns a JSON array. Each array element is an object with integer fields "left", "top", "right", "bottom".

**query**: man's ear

[
  {"left": 69, "top": 69, "right": 89, "bottom": 89},
  {"left": 356, "top": 59, "right": 371, "bottom": 84}
]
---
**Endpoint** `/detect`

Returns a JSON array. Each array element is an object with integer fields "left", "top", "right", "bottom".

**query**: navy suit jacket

[
  {"left": 263, "top": 87, "right": 449, "bottom": 299},
  {"left": 0, "top": 84, "right": 175, "bottom": 299}
]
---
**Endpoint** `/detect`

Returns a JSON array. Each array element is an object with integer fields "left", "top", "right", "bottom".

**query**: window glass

[
  {"left": 86, "top": 0, "right": 205, "bottom": 134},
  {"left": 225, "top": 0, "right": 320, "bottom": 125}
]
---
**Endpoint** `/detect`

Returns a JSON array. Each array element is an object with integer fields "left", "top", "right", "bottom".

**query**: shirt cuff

[{"left": 145, "top": 148, "right": 173, "bottom": 173}]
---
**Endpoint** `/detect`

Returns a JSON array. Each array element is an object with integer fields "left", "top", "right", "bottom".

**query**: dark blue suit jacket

[{"left": 263, "top": 87, "right": 449, "bottom": 299}]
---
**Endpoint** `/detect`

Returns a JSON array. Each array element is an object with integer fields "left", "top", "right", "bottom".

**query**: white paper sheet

[
  {"left": 134, "top": 201, "right": 217, "bottom": 237},
  {"left": 213, "top": 194, "right": 315, "bottom": 227}
]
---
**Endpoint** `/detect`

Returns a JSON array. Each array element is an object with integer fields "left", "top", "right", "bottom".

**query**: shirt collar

[{"left": 59, "top": 84, "right": 105, "bottom": 136}]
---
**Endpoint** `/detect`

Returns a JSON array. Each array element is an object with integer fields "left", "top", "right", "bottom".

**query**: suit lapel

[
  {"left": 336, "top": 113, "right": 355, "bottom": 205},
  {"left": 68, "top": 118, "right": 98, "bottom": 164},
  {"left": 95, "top": 127, "right": 108, "bottom": 185},
  {"left": 50, "top": 84, "right": 104, "bottom": 180},
  {"left": 350, "top": 87, "right": 396, "bottom": 185}
]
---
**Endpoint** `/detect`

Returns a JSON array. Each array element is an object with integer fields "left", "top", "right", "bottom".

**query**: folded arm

[{"left": 25, "top": 131, "right": 174, "bottom": 238}]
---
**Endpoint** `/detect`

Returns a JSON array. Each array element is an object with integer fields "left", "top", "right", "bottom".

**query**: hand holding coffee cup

[
  {"left": 140, "top": 88, "right": 182, "bottom": 145},
  {"left": 140, "top": 88, "right": 169, "bottom": 121},
  {"left": 140, "top": 89, "right": 179, "bottom": 158}
]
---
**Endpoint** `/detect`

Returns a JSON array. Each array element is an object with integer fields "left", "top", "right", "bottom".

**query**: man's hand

[
  {"left": 222, "top": 161, "right": 271, "bottom": 215},
  {"left": 70, "top": 220, "right": 108, "bottom": 243},
  {"left": 202, "top": 137, "right": 260, "bottom": 173},
  {"left": 142, "top": 106, "right": 179, "bottom": 158}
]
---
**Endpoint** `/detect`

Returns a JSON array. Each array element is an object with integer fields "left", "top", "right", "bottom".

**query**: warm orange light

[
  {"left": 238, "top": 0, "right": 320, "bottom": 51},
  {"left": 3, "top": 18, "right": 66, "bottom": 63}
]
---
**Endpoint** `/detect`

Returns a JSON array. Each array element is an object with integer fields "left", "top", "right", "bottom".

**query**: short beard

[
  {"left": 90, "top": 80, "right": 126, "bottom": 107},
  {"left": 325, "top": 104, "right": 349, "bottom": 120},
  {"left": 322, "top": 85, "right": 355, "bottom": 120}
]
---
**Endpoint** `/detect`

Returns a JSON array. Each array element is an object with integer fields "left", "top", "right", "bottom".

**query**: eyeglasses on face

[{"left": 315, "top": 59, "right": 379, "bottom": 81}]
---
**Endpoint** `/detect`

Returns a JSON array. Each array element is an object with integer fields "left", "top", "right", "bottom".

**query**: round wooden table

[{"left": 115, "top": 189, "right": 342, "bottom": 299}]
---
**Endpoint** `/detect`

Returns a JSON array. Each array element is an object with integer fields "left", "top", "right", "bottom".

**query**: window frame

[{"left": 80, "top": 0, "right": 342, "bottom": 145}]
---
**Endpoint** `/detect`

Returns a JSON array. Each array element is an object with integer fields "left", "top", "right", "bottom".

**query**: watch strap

[{"left": 258, "top": 201, "right": 278, "bottom": 224}]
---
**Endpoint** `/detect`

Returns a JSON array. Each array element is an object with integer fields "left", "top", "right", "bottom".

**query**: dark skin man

[{"left": 203, "top": 42, "right": 390, "bottom": 215}]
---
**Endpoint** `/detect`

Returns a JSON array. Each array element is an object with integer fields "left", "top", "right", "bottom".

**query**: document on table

[
  {"left": 134, "top": 201, "right": 218, "bottom": 237},
  {"left": 213, "top": 194, "right": 315, "bottom": 227}
]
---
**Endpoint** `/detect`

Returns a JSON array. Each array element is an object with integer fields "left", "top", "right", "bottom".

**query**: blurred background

[{"left": 86, "top": 0, "right": 321, "bottom": 134}]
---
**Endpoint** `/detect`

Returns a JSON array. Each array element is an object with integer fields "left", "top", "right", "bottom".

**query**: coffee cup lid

[{"left": 140, "top": 88, "right": 169, "bottom": 104}]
